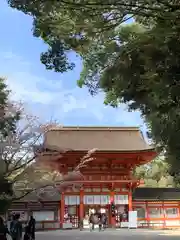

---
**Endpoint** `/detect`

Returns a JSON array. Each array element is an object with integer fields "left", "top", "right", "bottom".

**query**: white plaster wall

[
  {"left": 165, "top": 220, "right": 180, "bottom": 226},
  {"left": 149, "top": 221, "right": 163, "bottom": 227},
  {"left": 137, "top": 220, "right": 147, "bottom": 227}
]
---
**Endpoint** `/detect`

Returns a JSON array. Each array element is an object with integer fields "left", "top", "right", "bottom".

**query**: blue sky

[{"left": 0, "top": 1, "right": 145, "bottom": 130}]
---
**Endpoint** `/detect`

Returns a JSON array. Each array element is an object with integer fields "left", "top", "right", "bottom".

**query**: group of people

[
  {"left": 89, "top": 211, "right": 107, "bottom": 231},
  {"left": 88, "top": 209, "right": 129, "bottom": 231},
  {"left": 0, "top": 213, "right": 35, "bottom": 240}
]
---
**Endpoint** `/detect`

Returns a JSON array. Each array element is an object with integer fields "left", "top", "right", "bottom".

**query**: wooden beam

[
  {"left": 80, "top": 172, "right": 130, "bottom": 176},
  {"left": 56, "top": 179, "right": 139, "bottom": 184},
  {"left": 39, "top": 150, "right": 156, "bottom": 160},
  {"left": 38, "top": 155, "right": 155, "bottom": 168}
]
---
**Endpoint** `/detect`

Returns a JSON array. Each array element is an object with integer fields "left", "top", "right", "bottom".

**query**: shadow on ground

[{"left": 35, "top": 229, "right": 180, "bottom": 240}]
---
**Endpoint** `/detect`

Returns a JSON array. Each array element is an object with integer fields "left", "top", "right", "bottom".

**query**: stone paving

[{"left": 35, "top": 229, "right": 180, "bottom": 240}]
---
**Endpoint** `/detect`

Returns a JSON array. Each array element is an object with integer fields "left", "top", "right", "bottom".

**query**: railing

[
  {"left": 138, "top": 217, "right": 180, "bottom": 228},
  {"left": 20, "top": 221, "right": 60, "bottom": 231}
]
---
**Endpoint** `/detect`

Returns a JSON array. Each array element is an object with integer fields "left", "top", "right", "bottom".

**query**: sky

[{"left": 0, "top": 1, "right": 145, "bottom": 131}]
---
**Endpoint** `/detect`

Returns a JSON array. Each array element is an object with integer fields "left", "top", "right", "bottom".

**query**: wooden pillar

[
  {"left": 162, "top": 201, "right": 166, "bottom": 229},
  {"left": 128, "top": 189, "right": 133, "bottom": 211},
  {"left": 178, "top": 201, "right": 180, "bottom": 218},
  {"left": 79, "top": 189, "right": 84, "bottom": 220},
  {"left": 110, "top": 190, "right": 115, "bottom": 227},
  {"left": 146, "top": 201, "right": 150, "bottom": 228},
  {"left": 60, "top": 192, "right": 65, "bottom": 229}
]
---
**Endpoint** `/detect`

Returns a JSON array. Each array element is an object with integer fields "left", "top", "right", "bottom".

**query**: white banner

[
  {"left": 76, "top": 196, "right": 80, "bottom": 205},
  {"left": 114, "top": 195, "right": 128, "bottom": 204},
  {"left": 101, "top": 195, "right": 109, "bottom": 205},
  {"left": 64, "top": 196, "right": 80, "bottom": 205},
  {"left": 84, "top": 195, "right": 94, "bottom": 204},
  {"left": 65, "top": 196, "right": 69, "bottom": 205},
  {"left": 69, "top": 196, "right": 77, "bottom": 205},
  {"left": 94, "top": 195, "right": 101, "bottom": 204},
  {"left": 83, "top": 195, "right": 110, "bottom": 204}
]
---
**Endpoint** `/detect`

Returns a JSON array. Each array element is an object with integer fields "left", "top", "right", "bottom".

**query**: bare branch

[{"left": 0, "top": 101, "right": 97, "bottom": 205}]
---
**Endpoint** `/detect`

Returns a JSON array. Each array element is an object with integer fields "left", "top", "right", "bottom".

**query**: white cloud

[{"left": 0, "top": 51, "right": 144, "bottom": 126}]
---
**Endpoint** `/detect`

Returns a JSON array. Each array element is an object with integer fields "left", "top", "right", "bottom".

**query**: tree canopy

[
  {"left": 0, "top": 78, "right": 20, "bottom": 137},
  {"left": 0, "top": 95, "right": 96, "bottom": 213},
  {"left": 7, "top": 0, "right": 180, "bottom": 176},
  {"left": 0, "top": 78, "right": 21, "bottom": 213},
  {"left": 78, "top": 20, "right": 180, "bottom": 178},
  {"left": 134, "top": 157, "right": 175, "bottom": 188},
  {"left": 7, "top": 0, "right": 180, "bottom": 72}
]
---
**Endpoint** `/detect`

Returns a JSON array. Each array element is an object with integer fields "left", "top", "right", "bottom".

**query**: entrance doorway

[
  {"left": 84, "top": 205, "right": 109, "bottom": 228},
  {"left": 64, "top": 205, "right": 79, "bottom": 228},
  {"left": 115, "top": 205, "right": 129, "bottom": 228}
]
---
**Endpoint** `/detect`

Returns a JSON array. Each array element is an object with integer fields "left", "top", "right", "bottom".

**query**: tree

[
  {"left": 7, "top": 0, "right": 180, "bottom": 72},
  {"left": 0, "top": 77, "right": 21, "bottom": 214},
  {"left": 0, "top": 102, "right": 96, "bottom": 214},
  {"left": 7, "top": 0, "right": 180, "bottom": 176},
  {"left": 134, "top": 157, "right": 175, "bottom": 187},
  {"left": 0, "top": 77, "right": 20, "bottom": 137},
  {"left": 77, "top": 20, "right": 180, "bottom": 178}
]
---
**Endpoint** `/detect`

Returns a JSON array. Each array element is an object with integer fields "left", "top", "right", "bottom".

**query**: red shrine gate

[
  {"left": 37, "top": 126, "right": 157, "bottom": 228},
  {"left": 61, "top": 182, "right": 135, "bottom": 228}
]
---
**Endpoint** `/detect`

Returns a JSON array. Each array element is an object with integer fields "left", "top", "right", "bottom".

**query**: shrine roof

[
  {"left": 14, "top": 188, "right": 180, "bottom": 202},
  {"left": 43, "top": 126, "right": 155, "bottom": 152},
  {"left": 133, "top": 188, "right": 180, "bottom": 200}
]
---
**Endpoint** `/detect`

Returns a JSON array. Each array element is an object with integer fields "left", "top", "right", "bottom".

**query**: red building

[
  {"left": 36, "top": 126, "right": 157, "bottom": 228},
  {"left": 10, "top": 126, "right": 180, "bottom": 230}
]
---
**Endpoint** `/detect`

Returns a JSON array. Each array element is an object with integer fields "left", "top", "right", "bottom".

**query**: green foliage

[
  {"left": 7, "top": 0, "right": 180, "bottom": 177},
  {"left": 0, "top": 178, "right": 13, "bottom": 214},
  {"left": 78, "top": 20, "right": 180, "bottom": 176},
  {"left": 0, "top": 78, "right": 22, "bottom": 213},
  {"left": 0, "top": 178, "right": 13, "bottom": 196},
  {"left": 7, "top": 0, "right": 180, "bottom": 72},
  {"left": 0, "top": 199, "right": 12, "bottom": 215},
  {"left": 0, "top": 78, "right": 20, "bottom": 137},
  {"left": 134, "top": 157, "right": 175, "bottom": 187}
]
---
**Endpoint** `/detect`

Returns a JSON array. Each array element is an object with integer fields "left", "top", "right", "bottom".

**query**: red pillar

[
  {"left": 146, "top": 201, "right": 150, "bottom": 228},
  {"left": 60, "top": 192, "right": 65, "bottom": 229},
  {"left": 79, "top": 189, "right": 84, "bottom": 220},
  {"left": 162, "top": 201, "right": 166, "bottom": 228},
  {"left": 110, "top": 191, "right": 115, "bottom": 227},
  {"left": 178, "top": 201, "right": 180, "bottom": 218},
  {"left": 128, "top": 189, "right": 132, "bottom": 211}
]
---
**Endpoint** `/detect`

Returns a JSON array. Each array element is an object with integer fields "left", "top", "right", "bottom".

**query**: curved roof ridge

[{"left": 47, "top": 126, "right": 141, "bottom": 131}]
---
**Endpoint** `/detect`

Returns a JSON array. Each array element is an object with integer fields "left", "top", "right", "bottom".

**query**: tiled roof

[
  {"left": 14, "top": 187, "right": 180, "bottom": 202},
  {"left": 133, "top": 188, "right": 180, "bottom": 200},
  {"left": 44, "top": 126, "right": 154, "bottom": 151}
]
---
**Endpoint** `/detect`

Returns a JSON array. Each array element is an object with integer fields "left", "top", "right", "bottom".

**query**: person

[
  {"left": 100, "top": 213, "right": 107, "bottom": 231},
  {"left": 98, "top": 212, "right": 102, "bottom": 231},
  {"left": 119, "top": 212, "right": 123, "bottom": 228},
  {"left": 89, "top": 211, "right": 99, "bottom": 232},
  {"left": 89, "top": 212, "right": 94, "bottom": 231},
  {"left": 10, "top": 213, "right": 22, "bottom": 240},
  {"left": 27, "top": 214, "right": 35, "bottom": 240},
  {"left": 122, "top": 211, "right": 127, "bottom": 222},
  {"left": 0, "top": 216, "right": 10, "bottom": 240},
  {"left": 23, "top": 225, "right": 30, "bottom": 240},
  {"left": 6, "top": 214, "right": 12, "bottom": 232}
]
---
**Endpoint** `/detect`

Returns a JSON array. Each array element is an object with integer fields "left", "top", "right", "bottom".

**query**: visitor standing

[
  {"left": 100, "top": 213, "right": 107, "bottom": 231},
  {"left": 0, "top": 216, "right": 10, "bottom": 240},
  {"left": 23, "top": 225, "right": 30, "bottom": 240},
  {"left": 10, "top": 214, "right": 22, "bottom": 240},
  {"left": 6, "top": 214, "right": 12, "bottom": 232},
  {"left": 27, "top": 214, "right": 36, "bottom": 240}
]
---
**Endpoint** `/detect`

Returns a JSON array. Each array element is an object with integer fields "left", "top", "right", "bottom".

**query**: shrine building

[
  {"left": 9, "top": 126, "right": 180, "bottom": 230},
  {"left": 35, "top": 126, "right": 157, "bottom": 228}
]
